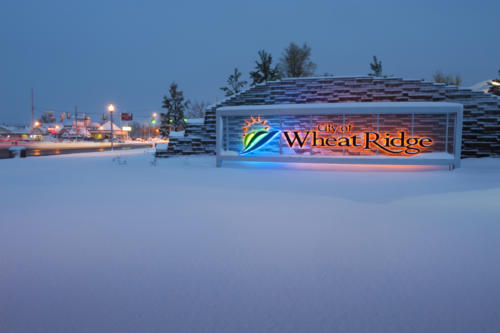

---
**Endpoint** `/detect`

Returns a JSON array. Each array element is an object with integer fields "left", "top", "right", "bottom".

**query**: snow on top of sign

[
  {"left": 218, "top": 101, "right": 463, "bottom": 113},
  {"left": 169, "top": 131, "right": 185, "bottom": 138},
  {"left": 186, "top": 118, "right": 204, "bottom": 125}
]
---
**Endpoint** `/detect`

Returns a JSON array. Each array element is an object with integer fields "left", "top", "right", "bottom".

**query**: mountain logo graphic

[{"left": 240, "top": 116, "right": 280, "bottom": 155}]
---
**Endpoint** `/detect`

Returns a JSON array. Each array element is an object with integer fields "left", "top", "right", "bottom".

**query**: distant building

[
  {"left": 0, "top": 124, "right": 31, "bottom": 140},
  {"left": 469, "top": 80, "right": 495, "bottom": 93},
  {"left": 94, "top": 121, "right": 125, "bottom": 139},
  {"left": 33, "top": 116, "right": 126, "bottom": 140}
]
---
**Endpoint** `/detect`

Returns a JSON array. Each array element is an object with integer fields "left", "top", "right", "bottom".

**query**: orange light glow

[
  {"left": 283, "top": 129, "right": 434, "bottom": 156},
  {"left": 241, "top": 115, "right": 270, "bottom": 140}
]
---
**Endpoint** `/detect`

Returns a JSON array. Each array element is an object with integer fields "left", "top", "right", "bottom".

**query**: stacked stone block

[{"left": 157, "top": 76, "right": 500, "bottom": 158}]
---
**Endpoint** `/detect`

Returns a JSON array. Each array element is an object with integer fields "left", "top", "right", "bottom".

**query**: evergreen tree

[
  {"left": 369, "top": 56, "right": 383, "bottom": 77},
  {"left": 41, "top": 111, "right": 56, "bottom": 124},
  {"left": 488, "top": 69, "right": 500, "bottom": 96},
  {"left": 250, "top": 50, "right": 281, "bottom": 85},
  {"left": 220, "top": 68, "right": 247, "bottom": 96},
  {"left": 433, "top": 70, "right": 462, "bottom": 86},
  {"left": 160, "top": 82, "right": 189, "bottom": 137},
  {"left": 278, "top": 42, "right": 316, "bottom": 77}
]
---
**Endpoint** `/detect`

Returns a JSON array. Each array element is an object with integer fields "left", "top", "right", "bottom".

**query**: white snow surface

[
  {"left": 1, "top": 150, "right": 500, "bottom": 332},
  {"left": 169, "top": 130, "right": 185, "bottom": 138},
  {"left": 186, "top": 117, "right": 204, "bottom": 124},
  {"left": 155, "top": 143, "right": 169, "bottom": 152},
  {"left": 100, "top": 121, "right": 121, "bottom": 131}
]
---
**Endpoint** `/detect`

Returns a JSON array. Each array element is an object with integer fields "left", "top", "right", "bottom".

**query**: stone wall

[{"left": 156, "top": 76, "right": 500, "bottom": 158}]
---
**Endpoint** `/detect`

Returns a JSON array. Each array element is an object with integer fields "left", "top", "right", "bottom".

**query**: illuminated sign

[
  {"left": 281, "top": 122, "right": 433, "bottom": 155},
  {"left": 216, "top": 102, "right": 463, "bottom": 169},
  {"left": 47, "top": 126, "right": 60, "bottom": 134},
  {"left": 121, "top": 113, "right": 133, "bottom": 121},
  {"left": 241, "top": 116, "right": 280, "bottom": 155},
  {"left": 239, "top": 118, "right": 433, "bottom": 156},
  {"left": 122, "top": 126, "right": 132, "bottom": 132}
]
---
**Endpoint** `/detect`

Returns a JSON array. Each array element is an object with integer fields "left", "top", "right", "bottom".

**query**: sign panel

[
  {"left": 121, "top": 113, "right": 133, "bottom": 121},
  {"left": 216, "top": 102, "right": 463, "bottom": 169}
]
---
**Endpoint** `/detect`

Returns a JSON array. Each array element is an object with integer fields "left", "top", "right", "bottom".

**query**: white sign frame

[{"left": 216, "top": 102, "right": 463, "bottom": 169}]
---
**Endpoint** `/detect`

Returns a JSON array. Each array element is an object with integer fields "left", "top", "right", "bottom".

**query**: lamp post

[
  {"left": 150, "top": 112, "right": 158, "bottom": 140},
  {"left": 108, "top": 104, "right": 115, "bottom": 150}
]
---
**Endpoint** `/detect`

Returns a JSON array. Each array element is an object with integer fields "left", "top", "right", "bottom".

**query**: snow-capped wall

[{"left": 158, "top": 76, "right": 500, "bottom": 158}]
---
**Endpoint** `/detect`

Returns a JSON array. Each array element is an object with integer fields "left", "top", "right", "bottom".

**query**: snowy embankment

[{"left": 1, "top": 150, "right": 500, "bottom": 332}]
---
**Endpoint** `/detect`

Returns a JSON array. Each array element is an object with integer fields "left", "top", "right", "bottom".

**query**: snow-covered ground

[{"left": 1, "top": 150, "right": 500, "bottom": 332}]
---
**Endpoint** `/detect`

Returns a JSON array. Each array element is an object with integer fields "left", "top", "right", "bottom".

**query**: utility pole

[
  {"left": 83, "top": 113, "right": 87, "bottom": 139},
  {"left": 30, "top": 88, "right": 34, "bottom": 135},
  {"left": 110, "top": 109, "right": 114, "bottom": 151},
  {"left": 106, "top": 104, "right": 116, "bottom": 150},
  {"left": 74, "top": 106, "right": 78, "bottom": 142}
]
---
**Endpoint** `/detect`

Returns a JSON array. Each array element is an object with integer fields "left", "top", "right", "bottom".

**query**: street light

[
  {"left": 149, "top": 112, "right": 158, "bottom": 140},
  {"left": 108, "top": 104, "right": 115, "bottom": 150}
]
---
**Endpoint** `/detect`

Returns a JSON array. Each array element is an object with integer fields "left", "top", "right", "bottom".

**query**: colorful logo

[{"left": 241, "top": 116, "right": 280, "bottom": 155}]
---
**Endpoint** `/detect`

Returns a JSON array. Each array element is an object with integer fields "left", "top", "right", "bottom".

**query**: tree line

[
  {"left": 220, "top": 43, "right": 316, "bottom": 96},
  {"left": 158, "top": 41, "right": 498, "bottom": 137}
]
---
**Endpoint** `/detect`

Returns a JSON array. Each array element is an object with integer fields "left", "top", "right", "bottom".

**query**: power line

[
  {"left": 32, "top": 105, "right": 162, "bottom": 123},
  {"left": 34, "top": 106, "right": 162, "bottom": 116}
]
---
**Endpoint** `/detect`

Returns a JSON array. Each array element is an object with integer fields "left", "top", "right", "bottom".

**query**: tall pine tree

[
  {"left": 250, "top": 50, "right": 281, "bottom": 85},
  {"left": 160, "top": 82, "right": 189, "bottom": 137},
  {"left": 369, "top": 56, "right": 382, "bottom": 77},
  {"left": 220, "top": 68, "right": 247, "bottom": 96},
  {"left": 278, "top": 42, "right": 316, "bottom": 78}
]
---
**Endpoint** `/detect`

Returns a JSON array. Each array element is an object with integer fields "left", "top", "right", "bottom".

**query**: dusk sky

[{"left": 1, "top": 0, "right": 499, "bottom": 124}]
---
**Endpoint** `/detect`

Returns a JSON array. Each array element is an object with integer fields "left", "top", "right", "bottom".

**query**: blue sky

[{"left": 1, "top": 0, "right": 499, "bottom": 123}]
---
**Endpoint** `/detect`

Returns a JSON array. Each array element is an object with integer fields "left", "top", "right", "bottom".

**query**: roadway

[{"left": 0, "top": 141, "right": 154, "bottom": 159}]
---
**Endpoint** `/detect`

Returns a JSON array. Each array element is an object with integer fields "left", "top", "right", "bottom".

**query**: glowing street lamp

[
  {"left": 149, "top": 112, "right": 159, "bottom": 139},
  {"left": 108, "top": 104, "right": 115, "bottom": 150}
]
